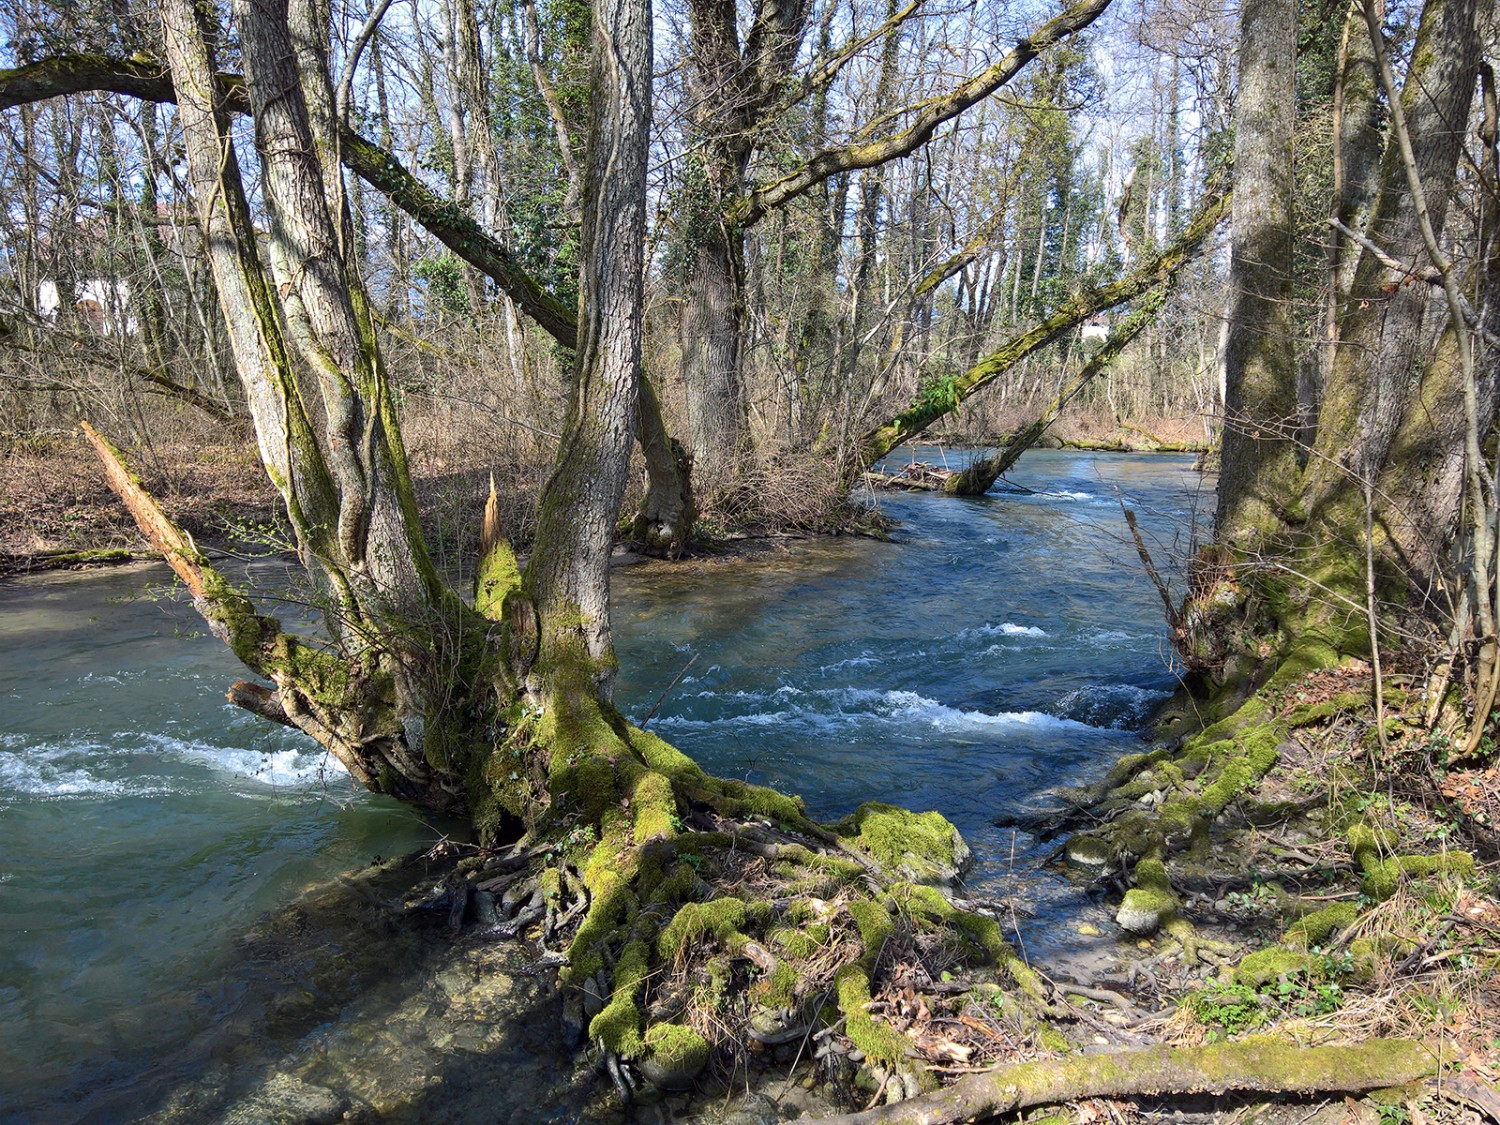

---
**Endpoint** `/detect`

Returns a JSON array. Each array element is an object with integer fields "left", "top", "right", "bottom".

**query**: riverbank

[
  {"left": 12, "top": 446, "right": 1495, "bottom": 1123},
  {"left": 0, "top": 408, "right": 1206, "bottom": 578}
]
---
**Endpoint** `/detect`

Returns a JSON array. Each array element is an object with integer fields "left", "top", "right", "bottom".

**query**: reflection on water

[{"left": 0, "top": 448, "right": 1210, "bottom": 1120}]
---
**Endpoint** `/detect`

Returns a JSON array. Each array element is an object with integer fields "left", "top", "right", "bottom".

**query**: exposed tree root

[{"left": 791, "top": 1037, "right": 1441, "bottom": 1125}]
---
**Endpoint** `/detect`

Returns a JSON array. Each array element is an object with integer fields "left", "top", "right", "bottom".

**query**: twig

[
  {"left": 639, "top": 653, "right": 699, "bottom": 728},
  {"left": 1365, "top": 477, "right": 1391, "bottom": 760},
  {"left": 1120, "top": 499, "right": 1182, "bottom": 633}
]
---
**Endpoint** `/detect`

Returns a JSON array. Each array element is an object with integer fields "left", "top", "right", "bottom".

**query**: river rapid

[{"left": 0, "top": 448, "right": 1209, "bottom": 1122}]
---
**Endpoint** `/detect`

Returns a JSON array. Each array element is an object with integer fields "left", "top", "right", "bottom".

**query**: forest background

[{"left": 0, "top": 0, "right": 1240, "bottom": 566}]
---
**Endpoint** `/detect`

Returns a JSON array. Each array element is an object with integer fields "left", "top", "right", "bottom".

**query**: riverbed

[{"left": 0, "top": 449, "right": 1210, "bottom": 1121}]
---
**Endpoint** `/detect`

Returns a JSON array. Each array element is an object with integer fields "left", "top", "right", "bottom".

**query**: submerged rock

[{"left": 221, "top": 1074, "right": 349, "bottom": 1125}]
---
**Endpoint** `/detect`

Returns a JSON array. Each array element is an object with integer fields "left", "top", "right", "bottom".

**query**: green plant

[
  {"left": 1225, "top": 881, "right": 1278, "bottom": 915},
  {"left": 1189, "top": 982, "right": 1266, "bottom": 1038}
]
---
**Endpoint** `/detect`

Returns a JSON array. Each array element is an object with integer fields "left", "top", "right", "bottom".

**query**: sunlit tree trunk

[{"left": 1214, "top": 0, "right": 1299, "bottom": 549}]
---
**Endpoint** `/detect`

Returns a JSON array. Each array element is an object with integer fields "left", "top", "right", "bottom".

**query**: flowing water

[{"left": 0, "top": 449, "right": 1209, "bottom": 1122}]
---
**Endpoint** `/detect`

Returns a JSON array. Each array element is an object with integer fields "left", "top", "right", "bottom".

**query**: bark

[
  {"left": 1214, "top": 0, "right": 1299, "bottom": 548},
  {"left": 792, "top": 1038, "right": 1440, "bottom": 1125},
  {"left": 677, "top": 0, "right": 810, "bottom": 485},
  {"left": 859, "top": 189, "right": 1230, "bottom": 468},
  {"left": 521, "top": 0, "right": 652, "bottom": 696},
  {"left": 631, "top": 371, "right": 697, "bottom": 556},
  {"left": 235, "top": 0, "right": 442, "bottom": 631},
  {"left": 1304, "top": 0, "right": 1485, "bottom": 589},
  {"left": 680, "top": 217, "right": 749, "bottom": 485}
]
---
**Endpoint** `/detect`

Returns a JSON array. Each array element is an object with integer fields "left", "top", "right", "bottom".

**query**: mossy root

[{"left": 790, "top": 1037, "right": 1441, "bottom": 1125}]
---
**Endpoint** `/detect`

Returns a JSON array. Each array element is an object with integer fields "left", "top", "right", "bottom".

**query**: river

[{"left": 0, "top": 449, "right": 1209, "bottom": 1121}]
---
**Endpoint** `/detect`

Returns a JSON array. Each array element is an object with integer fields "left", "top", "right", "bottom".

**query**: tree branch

[
  {"left": 859, "top": 186, "right": 1230, "bottom": 466},
  {"left": 726, "top": 0, "right": 1112, "bottom": 227}
]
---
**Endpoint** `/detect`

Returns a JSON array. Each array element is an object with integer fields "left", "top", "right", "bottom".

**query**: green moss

[
  {"left": 1107, "top": 810, "right": 1166, "bottom": 857},
  {"left": 714, "top": 778, "right": 807, "bottom": 824},
  {"left": 772, "top": 925, "right": 829, "bottom": 960},
  {"left": 1034, "top": 1024, "right": 1071, "bottom": 1053},
  {"left": 643, "top": 1022, "right": 709, "bottom": 1075},
  {"left": 848, "top": 898, "right": 895, "bottom": 971},
  {"left": 760, "top": 961, "right": 801, "bottom": 1008},
  {"left": 551, "top": 752, "right": 620, "bottom": 826},
  {"left": 659, "top": 898, "right": 749, "bottom": 961},
  {"left": 836, "top": 967, "right": 911, "bottom": 1069},
  {"left": 1346, "top": 824, "right": 1473, "bottom": 900},
  {"left": 1198, "top": 725, "right": 1282, "bottom": 813},
  {"left": 1064, "top": 834, "right": 1114, "bottom": 867},
  {"left": 589, "top": 939, "right": 649, "bottom": 1057},
  {"left": 630, "top": 770, "right": 678, "bottom": 842},
  {"left": 1194, "top": 696, "right": 1272, "bottom": 746},
  {"left": 1361, "top": 851, "right": 1474, "bottom": 901},
  {"left": 1116, "top": 855, "right": 1179, "bottom": 936},
  {"left": 1234, "top": 947, "right": 1316, "bottom": 988},
  {"left": 473, "top": 538, "right": 521, "bottom": 620},
  {"left": 1285, "top": 902, "right": 1359, "bottom": 949},
  {"left": 841, "top": 802, "right": 968, "bottom": 884},
  {"left": 1286, "top": 691, "right": 1369, "bottom": 728},
  {"left": 540, "top": 867, "right": 563, "bottom": 902},
  {"left": 627, "top": 725, "right": 711, "bottom": 788}
]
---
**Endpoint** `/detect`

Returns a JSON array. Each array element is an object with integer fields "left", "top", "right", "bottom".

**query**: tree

[
  {"left": 1213, "top": 0, "right": 1299, "bottom": 548},
  {"left": 1185, "top": 0, "right": 1492, "bottom": 708},
  {"left": 23, "top": 0, "right": 1046, "bottom": 1097}
]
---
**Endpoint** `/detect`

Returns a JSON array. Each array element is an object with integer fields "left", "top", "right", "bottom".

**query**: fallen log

[{"left": 793, "top": 1037, "right": 1440, "bottom": 1125}]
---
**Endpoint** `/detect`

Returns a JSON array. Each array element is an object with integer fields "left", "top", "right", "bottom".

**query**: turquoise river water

[{"left": 0, "top": 449, "right": 1210, "bottom": 1121}]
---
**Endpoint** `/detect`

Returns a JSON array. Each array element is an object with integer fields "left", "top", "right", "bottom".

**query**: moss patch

[{"left": 840, "top": 802, "right": 970, "bottom": 885}]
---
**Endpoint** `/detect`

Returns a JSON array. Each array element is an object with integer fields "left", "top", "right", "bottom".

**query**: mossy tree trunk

[{"left": 1184, "top": 0, "right": 1490, "bottom": 688}]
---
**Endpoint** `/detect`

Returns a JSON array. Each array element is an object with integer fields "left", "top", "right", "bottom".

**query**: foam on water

[
  {"left": 0, "top": 744, "right": 163, "bottom": 799},
  {"left": 147, "top": 733, "right": 339, "bottom": 788},
  {"left": 879, "top": 690, "right": 1100, "bottom": 733},
  {"left": 959, "top": 622, "right": 1047, "bottom": 639},
  {"left": 0, "top": 729, "right": 338, "bottom": 800},
  {"left": 649, "top": 685, "right": 1106, "bottom": 738}
]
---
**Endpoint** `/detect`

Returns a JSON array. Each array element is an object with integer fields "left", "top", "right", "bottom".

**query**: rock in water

[{"left": 1065, "top": 835, "right": 1112, "bottom": 869}]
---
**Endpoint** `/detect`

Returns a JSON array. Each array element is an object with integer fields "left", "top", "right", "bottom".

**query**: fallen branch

[
  {"left": 793, "top": 1037, "right": 1441, "bottom": 1125},
  {"left": 1433, "top": 1073, "right": 1500, "bottom": 1124},
  {"left": 1122, "top": 503, "right": 1183, "bottom": 635}
]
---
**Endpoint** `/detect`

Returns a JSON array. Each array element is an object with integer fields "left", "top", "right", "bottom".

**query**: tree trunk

[
  {"left": 521, "top": 0, "right": 651, "bottom": 696},
  {"left": 1214, "top": 0, "right": 1299, "bottom": 549},
  {"left": 680, "top": 211, "right": 749, "bottom": 488}
]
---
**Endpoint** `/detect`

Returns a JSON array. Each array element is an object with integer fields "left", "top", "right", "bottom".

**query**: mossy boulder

[
  {"left": 1064, "top": 834, "right": 1113, "bottom": 869},
  {"left": 1115, "top": 856, "right": 1178, "bottom": 936},
  {"left": 839, "top": 802, "right": 972, "bottom": 886},
  {"left": 639, "top": 1023, "right": 709, "bottom": 1090}
]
